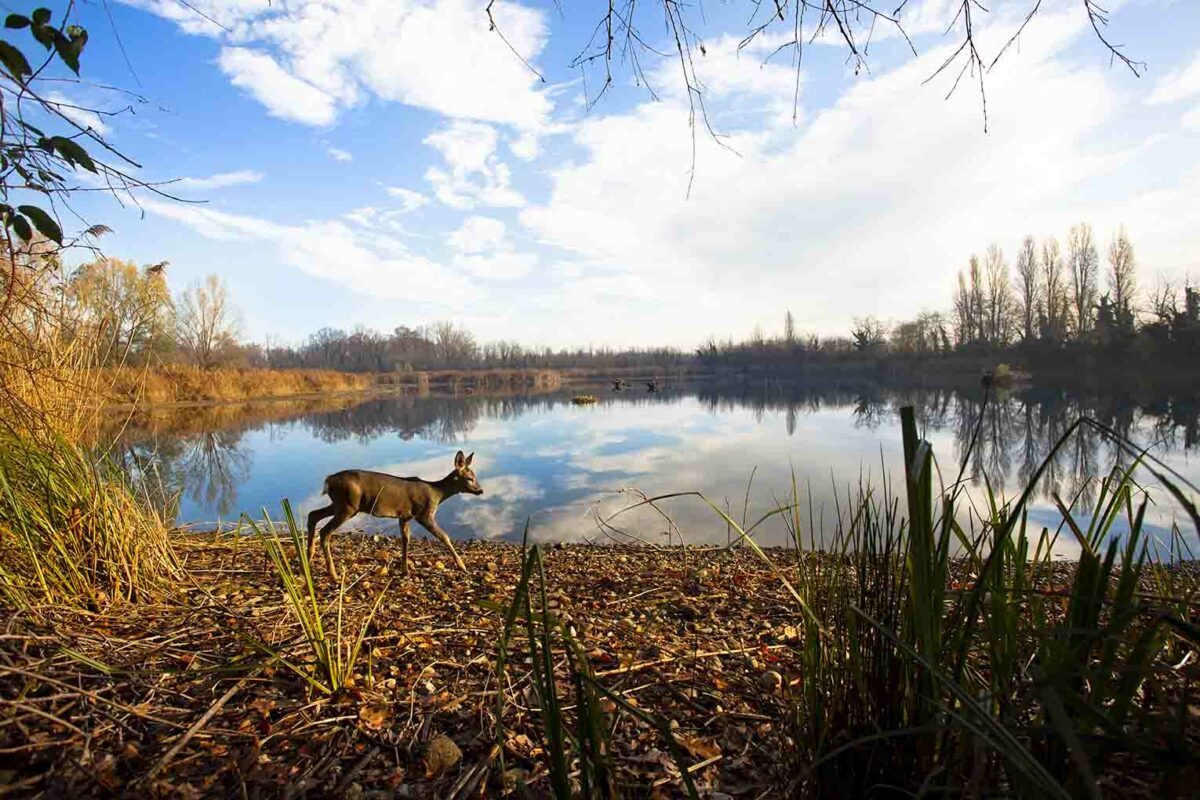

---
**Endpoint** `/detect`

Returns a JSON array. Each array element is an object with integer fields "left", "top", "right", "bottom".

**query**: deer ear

[
  {"left": 465, "top": 452, "right": 474, "bottom": 466},
  {"left": 454, "top": 450, "right": 465, "bottom": 468}
]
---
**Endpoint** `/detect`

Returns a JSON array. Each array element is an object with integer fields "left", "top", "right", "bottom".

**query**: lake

[{"left": 116, "top": 382, "right": 1200, "bottom": 557}]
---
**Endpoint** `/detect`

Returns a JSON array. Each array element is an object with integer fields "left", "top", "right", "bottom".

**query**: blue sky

[{"left": 37, "top": 0, "right": 1200, "bottom": 348}]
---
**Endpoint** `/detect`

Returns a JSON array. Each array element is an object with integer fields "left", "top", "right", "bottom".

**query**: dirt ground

[{"left": 1, "top": 534, "right": 814, "bottom": 798}]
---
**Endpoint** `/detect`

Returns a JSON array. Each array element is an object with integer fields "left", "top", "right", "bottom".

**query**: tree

[
  {"left": 1068, "top": 223, "right": 1099, "bottom": 340},
  {"left": 1, "top": 6, "right": 175, "bottom": 424},
  {"left": 1040, "top": 237, "right": 1071, "bottom": 344},
  {"left": 68, "top": 259, "right": 173, "bottom": 365},
  {"left": 953, "top": 255, "right": 988, "bottom": 346},
  {"left": 783, "top": 310, "right": 796, "bottom": 346},
  {"left": 430, "top": 321, "right": 478, "bottom": 367},
  {"left": 567, "top": 1, "right": 1144, "bottom": 140},
  {"left": 1014, "top": 236, "right": 1039, "bottom": 343},
  {"left": 983, "top": 244, "right": 1014, "bottom": 347},
  {"left": 1107, "top": 226, "right": 1137, "bottom": 334},
  {"left": 851, "top": 317, "right": 888, "bottom": 352},
  {"left": 175, "top": 275, "right": 243, "bottom": 369}
]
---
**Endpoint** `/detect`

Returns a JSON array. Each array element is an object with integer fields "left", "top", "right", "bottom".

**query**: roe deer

[{"left": 306, "top": 451, "right": 483, "bottom": 579}]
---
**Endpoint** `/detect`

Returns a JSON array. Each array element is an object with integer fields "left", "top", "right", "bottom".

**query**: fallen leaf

[{"left": 358, "top": 702, "right": 391, "bottom": 731}]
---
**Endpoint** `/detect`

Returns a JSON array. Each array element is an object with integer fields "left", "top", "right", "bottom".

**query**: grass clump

[
  {"left": 773, "top": 402, "right": 1200, "bottom": 798},
  {"left": 490, "top": 529, "right": 702, "bottom": 799},
  {"left": 0, "top": 427, "right": 176, "bottom": 609},
  {"left": 1, "top": 246, "right": 178, "bottom": 611},
  {"left": 243, "top": 500, "right": 388, "bottom": 694}
]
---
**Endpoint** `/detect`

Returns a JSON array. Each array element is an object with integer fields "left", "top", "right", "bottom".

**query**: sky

[{"left": 38, "top": 0, "right": 1200, "bottom": 349}]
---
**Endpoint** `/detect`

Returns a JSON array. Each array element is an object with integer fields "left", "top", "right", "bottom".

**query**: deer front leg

[
  {"left": 319, "top": 509, "right": 354, "bottom": 582},
  {"left": 417, "top": 515, "right": 467, "bottom": 572},
  {"left": 306, "top": 505, "right": 334, "bottom": 566},
  {"left": 400, "top": 518, "right": 412, "bottom": 576}
]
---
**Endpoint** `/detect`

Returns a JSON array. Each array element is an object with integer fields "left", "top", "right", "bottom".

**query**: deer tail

[{"left": 321, "top": 476, "right": 330, "bottom": 496}]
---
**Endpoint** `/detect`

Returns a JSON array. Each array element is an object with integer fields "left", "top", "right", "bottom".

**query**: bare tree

[
  {"left": 1107, "top": 226, "right": 1137, "bottom": 332},
  {"left": 430, "top": 321, "right": 479, "bottom": 367},
  {"left": 1068, "top": 223, "right": 1099, "bottom": 340},
  {"left": 1014, "top": 236, "right": 1039, "bottom": 343},
  {"left": 1147, "top": 276, "right": 1178, "bottom": 324},
  {"left": 1040, "top": 237, "right": 1071, "bottom": 344},
  {"left": 851, "top": 316, "right": 888, "bottom": 352},
  {"left": 952, "top": 254, "right": 992, "bottom": 346},
  {"left": 983, "top": 244, "right": 1014, "bottom": 347},
  {"left": 783, "top": 310, "right": 796, "bottom": 346},
  {"left": 564, "top": 0, "right": 1145, "bottom": 146},
  {"left": 175, "top": 275, "right": 243, "bottom": 369}
]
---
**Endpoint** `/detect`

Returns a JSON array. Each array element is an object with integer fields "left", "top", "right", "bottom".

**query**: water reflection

[{"left": 116, "top": 383, "right": 1199, "bottom": 548}]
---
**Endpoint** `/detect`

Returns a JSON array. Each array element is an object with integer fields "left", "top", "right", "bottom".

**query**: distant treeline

[
  {"left": 261, "top": 322, "right": 694, "bottom": 373},
  {"left": 81, "top": 222, "right": 1196, "bottom": 381},
  {"left": 698, "top": 224, "right": 1199, "bottom": 378}
]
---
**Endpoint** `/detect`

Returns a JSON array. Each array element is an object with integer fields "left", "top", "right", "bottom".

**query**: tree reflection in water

[{"left": 115, "top": 381, "right": 1198, "bottom": 529}]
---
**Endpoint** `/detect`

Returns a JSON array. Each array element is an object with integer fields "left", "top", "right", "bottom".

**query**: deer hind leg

[
  {"left": 319, "top": 508, "right": 355, "bottom": 581},
  {"left": 417, "top": 515, "right": 467, "bottom": 572},
  {"left": 399, "top": 518, "right": 412, "bottom": 576},
  {"left": 306, "top": 505, "right": 335, "bottom": 563}
]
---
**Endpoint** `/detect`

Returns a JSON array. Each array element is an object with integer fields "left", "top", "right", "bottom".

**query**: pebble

[{"left": 759, "top": 670, "right": 783, "bottom": 692}]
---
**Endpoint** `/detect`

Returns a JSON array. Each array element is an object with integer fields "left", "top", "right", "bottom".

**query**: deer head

[{"left": 451, "top": 450, "right": 483, "bottom": 495}]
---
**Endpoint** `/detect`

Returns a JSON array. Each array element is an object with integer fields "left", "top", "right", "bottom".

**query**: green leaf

[
  {"left": 53, "top": 29, "right": 87, "bottom": 75},
  {"left": 10, "top": 214, "right": 32, "bottom": 242},
  {"left": 5, "top": 14, "right": 30, "bottom": 29},
  {"left": 0, "top": 40, "right": 32, "bottom": 82},
  {"left": 31, "top": 23, "right": 54, "bottom": 51},
  {"left": 17, "top": 205, "right": 62, "bottom": 244},
  {"left": 49, "top": 136, "right": 96, "bottom": 173},
  {"left": 31, "top": 9, "right": 52, "bottom": 26}
]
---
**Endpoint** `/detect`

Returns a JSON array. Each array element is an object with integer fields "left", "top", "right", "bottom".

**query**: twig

[{"left": 141, "top": 669, "right": 260, "bottom": 781}]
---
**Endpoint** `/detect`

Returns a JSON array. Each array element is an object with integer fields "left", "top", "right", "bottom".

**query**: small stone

[
  {"left": 503, "top": 768, "right": 529, "bottom": 793},
  {"left": 423, "top": 734, "right": 462, "bottom": 778},
  {"left": 759, "top": 670, "right": 783, "bottom": 692}
]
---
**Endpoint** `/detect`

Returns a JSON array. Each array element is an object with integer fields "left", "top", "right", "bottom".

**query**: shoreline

[{"left": 96, "top": 364, "right": 1200, "bottom": 414}]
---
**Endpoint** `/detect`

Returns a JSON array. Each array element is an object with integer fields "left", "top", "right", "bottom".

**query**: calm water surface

[{"left": 119, "top": 383, "right": 1200, "bottom": 557}]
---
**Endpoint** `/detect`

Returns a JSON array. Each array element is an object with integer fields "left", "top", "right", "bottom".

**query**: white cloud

[
  {"left": 385, "top": 187, "right": 429, "bottom": 213},
  {"left": 453, "top": 474, "right": 544, "bottom": 539},
  {"left": 44, "top": 92, "right": 111, "bottom": 136},
  {"left": 1148, "top": 52, "right": 1200, "bottom": 105},
  {"left": 218, "top": 47, "right": 338, "bottom": 125},
  {"left": 142, "top": 198, "right": 480, "bottom": 304},
  {"left": 133, "top": 0, "right": 551, "bottom": 130},
  {"left": 174, "top": 169, "right": 265, "bottom": 191},
  {"left": 327, "top": 146, "right": 353, "bottom": 162},
  {"left": 1184, "top": 104, "right": 1200, "bottom": 131},
  {"left": 448, "top": 216, "right": 507, "bottom": 254},
  {"left": 448, "top": 216, "right": 536, "bottom": 280},
  {"left": 342, "top": 206, "right": 410, "bottom": 234},
  {"left": 424, "top": 121, "right": 525, "bottom": 208},
  {"left": 518, "top": 11, "right": 1200, "bottom": 346}
]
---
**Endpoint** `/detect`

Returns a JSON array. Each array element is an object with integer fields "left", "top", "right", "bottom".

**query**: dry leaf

[
  {"left": 358, "top": 702, "right": 391, "bottom": 731},
  {"left": 674, "top": 734, "right": 722, "bottom": 761}
]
